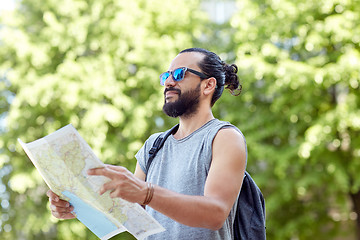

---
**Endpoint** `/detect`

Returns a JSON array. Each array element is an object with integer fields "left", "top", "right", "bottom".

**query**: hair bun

[
  {"left": 224, "top": 64, "right": 242, "bottom": 96},
  {"left": 231, "top": 64, "right": 238, "bottom": 73}
]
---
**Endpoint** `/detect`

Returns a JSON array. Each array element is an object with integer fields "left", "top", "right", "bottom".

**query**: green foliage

[
  {"left": 219, "top": 0, "right": 360, "bottom": 239},
  {"left": 0, "top": 0, "right": 207, "bottom": 238},
  {"left": 1, "top": 0, "right": 360, "bottom": 239}
]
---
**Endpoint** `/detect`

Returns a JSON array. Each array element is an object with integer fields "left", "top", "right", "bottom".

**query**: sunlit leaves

[
  {"left": 0, "top": 0, "right": 205, "bottom": 239},
  {"left": 228, "top": 0, "right": 360, "bottom": 238}
]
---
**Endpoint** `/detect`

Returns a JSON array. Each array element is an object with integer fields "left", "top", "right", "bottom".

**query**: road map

[{"left": 18, "top": 124, "right": 165, "bottom": 240}]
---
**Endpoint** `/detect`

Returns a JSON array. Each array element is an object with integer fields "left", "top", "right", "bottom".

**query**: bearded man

[{"left": 47, "top": 48, "right": 246, "bottom": 240}]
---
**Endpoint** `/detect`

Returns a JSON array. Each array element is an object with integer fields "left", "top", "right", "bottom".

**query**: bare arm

[
  {"left": 134, "top": 162, "right": 146, "bottom": 181},
  {"left": 88, "top": 128, "right": 246, "bottom": 230}
]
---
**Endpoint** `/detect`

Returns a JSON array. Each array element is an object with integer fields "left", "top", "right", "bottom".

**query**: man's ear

[{"left": 203, "top": 77, "right": 217, "bottom": 96}]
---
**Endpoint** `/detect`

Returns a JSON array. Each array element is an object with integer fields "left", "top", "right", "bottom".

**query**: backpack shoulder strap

[{"left": 145, "top": 124, "right": 179, "bottom": 180}]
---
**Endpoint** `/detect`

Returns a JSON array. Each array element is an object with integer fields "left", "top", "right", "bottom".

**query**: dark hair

[{"left": 180, "top": 48, "right": 242, "bottom": 106}]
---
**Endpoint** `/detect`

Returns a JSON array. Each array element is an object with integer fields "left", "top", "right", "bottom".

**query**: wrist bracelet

[{"left": 143, "top": 182, "right": 154, "bottom": 205}]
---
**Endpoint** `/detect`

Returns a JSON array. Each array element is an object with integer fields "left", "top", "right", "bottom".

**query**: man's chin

[{"left": 163, "top": 101, "right": 183, "bottom": 118}]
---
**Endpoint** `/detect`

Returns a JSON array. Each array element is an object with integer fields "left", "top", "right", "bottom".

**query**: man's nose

[{"left": 164, "top": 75, "right": 176, "bottom": 87}]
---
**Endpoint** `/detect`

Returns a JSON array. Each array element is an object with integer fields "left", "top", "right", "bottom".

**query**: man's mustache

[{"left": 164, "top": 88, "right": 181, "bottom": 95}]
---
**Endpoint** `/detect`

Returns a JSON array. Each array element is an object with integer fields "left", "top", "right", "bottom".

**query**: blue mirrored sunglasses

[{"left": 159, "top": 67, "right": 209, "bottom": 86}]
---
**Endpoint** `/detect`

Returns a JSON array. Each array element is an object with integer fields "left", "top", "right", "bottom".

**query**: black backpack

[{"left": 146, "top": 124, "right": 266, "bottom": 240}]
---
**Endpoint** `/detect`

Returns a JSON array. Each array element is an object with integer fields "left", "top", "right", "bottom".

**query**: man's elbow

[
  {"left": 207, "top": 216, "right": 227, "bottom": 231},
  {"left": 206, "top": 206, "right": 228, "bottom": 230},
  {"left": 208, "top": 221, "right": 225, "bottom": 231}
]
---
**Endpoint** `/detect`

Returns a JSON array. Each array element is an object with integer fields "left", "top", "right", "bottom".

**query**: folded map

[{"left": 18, "top": 124, "right": 165, "bottom": 240}]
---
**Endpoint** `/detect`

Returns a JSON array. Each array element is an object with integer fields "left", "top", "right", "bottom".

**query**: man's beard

[{"left": 162, "top": 83, "right": 201, "bottom": 118}]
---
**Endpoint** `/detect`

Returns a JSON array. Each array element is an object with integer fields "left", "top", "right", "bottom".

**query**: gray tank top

[{"left": 136, "top": 119, "right": 247, "bottom": 240}]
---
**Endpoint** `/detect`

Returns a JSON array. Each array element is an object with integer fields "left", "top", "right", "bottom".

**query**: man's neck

[{"left": 173, "top": 109, "right": 215, "bottom": 140}]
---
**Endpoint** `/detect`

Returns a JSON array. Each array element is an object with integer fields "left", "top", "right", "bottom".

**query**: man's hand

[
  {"left": 87, "top": 164, "right": 148, "bottom": 204},
  {"left": 46, "top": 190, "right": 75, "bottom": 219}
]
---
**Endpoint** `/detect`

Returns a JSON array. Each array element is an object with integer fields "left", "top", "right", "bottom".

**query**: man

[{"left": 47, "top": 48, "right": 247, "bottom": 239}]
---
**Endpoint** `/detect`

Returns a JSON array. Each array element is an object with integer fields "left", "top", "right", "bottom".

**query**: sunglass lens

[
  {"left": 173, "top": 68, "right": 185, "bottom": 81},
  {"left": 160, "top": 72, "right": 170, "bottom": 85}
]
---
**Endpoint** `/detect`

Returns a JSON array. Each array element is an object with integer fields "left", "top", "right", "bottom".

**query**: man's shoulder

[
  {"left": 213, "top": 124, "right": 247, "bottom": 162},
  {"left": 213, "top": 119, "right": 243, "bottom": 135},
  {"left": 213, "top": 120, "right": 246, "bottom": 149},
  {"left": 217, "top": 127, "right": 244, "bottom": 141}
]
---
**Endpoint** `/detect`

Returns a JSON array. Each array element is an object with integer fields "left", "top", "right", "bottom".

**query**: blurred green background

[{"left": 0, "top": 0, "right": 359, "bottom": 239}]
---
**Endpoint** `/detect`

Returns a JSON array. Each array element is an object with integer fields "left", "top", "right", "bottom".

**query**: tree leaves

[
  {"left": 226, "top": 0, "right": 360, "bottom": 238},
  {"left": 1, "top": 0, "right": 359, "bottom": 239},
  {"left": 0, "top": 0, "right": 205, "bottom": 239}
]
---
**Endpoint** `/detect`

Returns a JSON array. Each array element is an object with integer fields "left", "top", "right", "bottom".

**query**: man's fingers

[
  {"left": 87, "top": 166, "right": 125, "bottom": 179},
  {"left": 46, "top": 190, "right": 59, "bottom": 202},
  {"left": 49, "top": 198, "right": 71, "bottom": 207},
  {"left": 53, "top": 212, "right": 76, "bottom": 220},
  {"left": 87, "top": 167, "right": 112, "bottom": 178},
  {"left": 110, "top": 188, "right": 121, "bottom": 198},
  {"left": 105, "top": 164, "right": 126, "bottom": 171},
  {"left": 47, "top": 191, "right": 71, "bottom": 208},
  {"left": 51, "top": 209, "right": 76, "bottom": 220},
  {"left": 50, "top": 204, "right": 73, "bottom": 212},
  {"left": 49, "top": 203, "right": 75, "bottom": 219},
  {"left": 46, "top": 189, "right": 76, "bottom": 219},
  {"left": 100, "top": 181, "right": 118, "bottom": 195}
]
